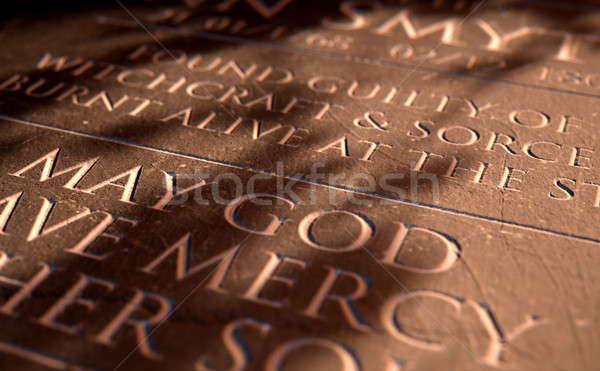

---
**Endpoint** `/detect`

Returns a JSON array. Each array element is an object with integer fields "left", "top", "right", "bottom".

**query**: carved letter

[
  {"left": 27, "top": 198, "right": 92, "bottom": 242},
  {"left": 376, "top": 10, "right": 461, "bottom": 46},
  {"left": 79, "top": 166, "right": 142, "bottom": 202},
  {"left": 37, "top": 274, "right": 115, "bottom": 334},
  {"left": 0, "top": 193, "right": 22, "bottom": 234},
  {"left": 266, "top": 337, "right": 360, "bottom": 371},
  {"left": 243, "top": 251, "right": 306, "bottom": 307},
  {"left": 141, "top": 233, "right": 240, "bottom": 290},
  {"left": 196, "top": 318, "right": 271, "bottom": 371},
  {"left": 305, "top": 266, "right": 371, "bottom": 332},
  {"left": 224, "top": 193, "right": 296, "bottom": 236},
  {"left": 10, "top": 148, "right": 98, "bottom": 189},
  {"left": 95, "top": 289, "right": 173, "bottom": 359},
  {"left": 0, "top": 255, "right": 56, "bottom": 316},
  {"left": 381, "top": 223, "right": 460, "bottom": 274},
  {"left": 298, "top": 210, "right": 374, "bottom": 252},
  {"left": 37, "top": 52, "right": 83, "bottom": 72},
  {"left": 153, "top": 171, "right": 213, "bottom": 210}
]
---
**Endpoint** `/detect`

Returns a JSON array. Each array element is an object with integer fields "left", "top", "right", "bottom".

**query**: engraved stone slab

[{"left": 0, "top": 1, "right": 599, "bottom": 370}]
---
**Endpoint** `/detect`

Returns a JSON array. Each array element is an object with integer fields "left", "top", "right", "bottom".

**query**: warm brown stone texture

[{"left": 0, "top": 1, "right": 598, "bottom": 370}]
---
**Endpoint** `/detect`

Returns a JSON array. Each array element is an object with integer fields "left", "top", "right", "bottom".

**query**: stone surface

[{"left": 0, "top": 1, "right": 599, "bottom": 370}]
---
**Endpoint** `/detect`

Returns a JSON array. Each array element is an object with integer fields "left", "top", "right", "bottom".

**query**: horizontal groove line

[{"left": 1, "top": 113, "right": 597, "bottom": 246}]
